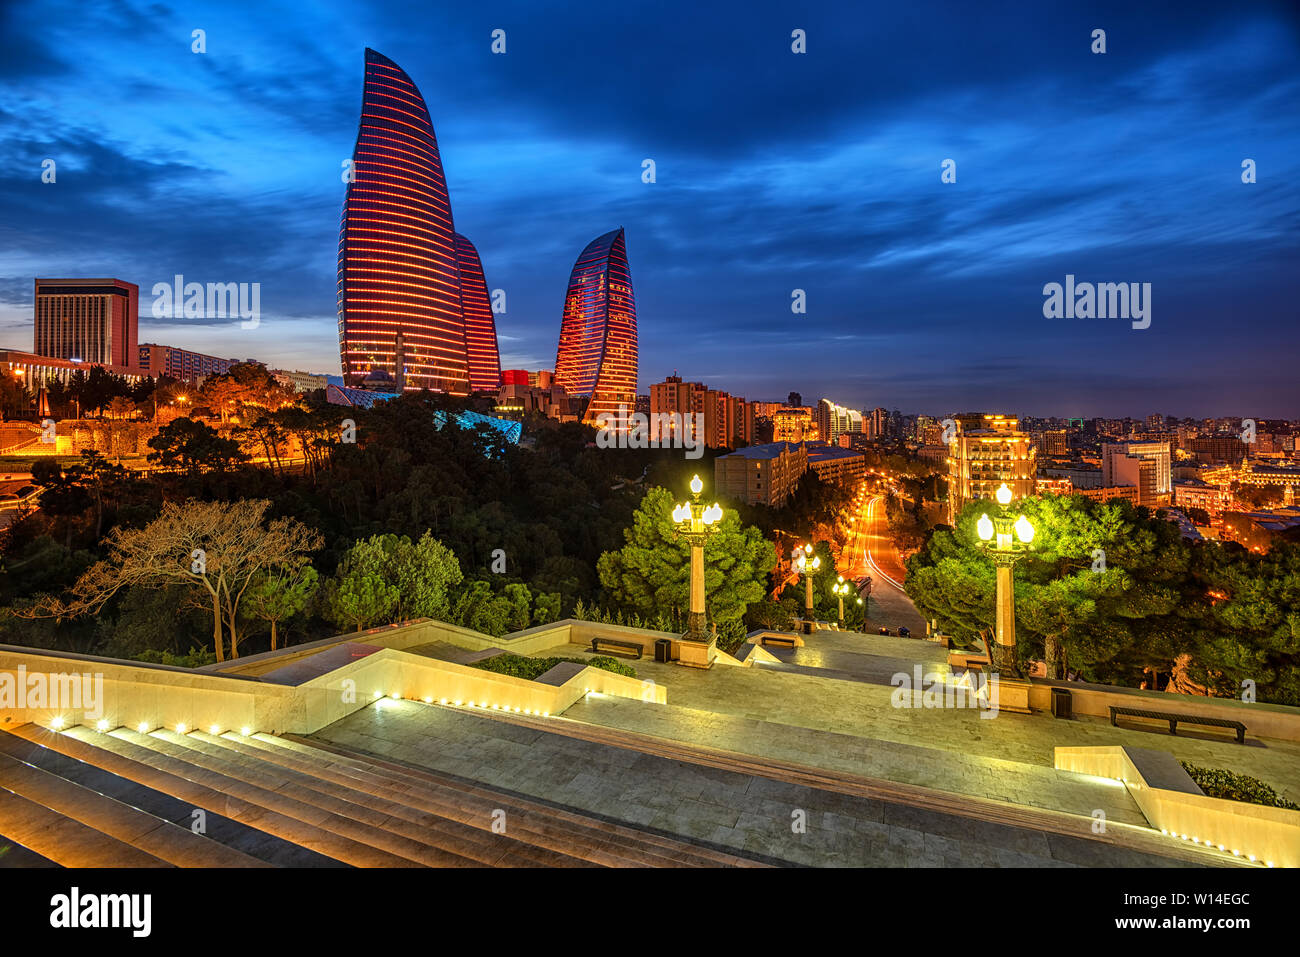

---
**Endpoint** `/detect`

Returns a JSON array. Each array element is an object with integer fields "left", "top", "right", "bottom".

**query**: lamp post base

[
  {"left": 676, "top": 634, "right": 717, "bottom": 669},
  {"left": 988, "top": 675, "right": 1032, "bottom": 714}
]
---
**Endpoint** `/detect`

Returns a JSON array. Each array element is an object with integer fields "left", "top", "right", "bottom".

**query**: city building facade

[
  {"left": 337, "top": 49, "right": 469, "bottom": 393},
  {"left": 946, "top": 412, "right": 1036, "bottom": 524},
  {"left": 554, "top": 228, "right": 638, "bottom": 431},
  {"left": 34, "top": 278, "right": 138, "bottom": 370}
]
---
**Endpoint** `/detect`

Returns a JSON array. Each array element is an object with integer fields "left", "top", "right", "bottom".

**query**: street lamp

[
  {"left": 794, "top": 542, "right": 821, "bottom": 634},
  {"left": 974, "top": 482, "right": 1035, "bottom": 678},
  {"left": 832, "top": 575, "right": 853, "bottom": 627},
  {"left": 671, "top": 474, "right": 724, "bottom": 642}
]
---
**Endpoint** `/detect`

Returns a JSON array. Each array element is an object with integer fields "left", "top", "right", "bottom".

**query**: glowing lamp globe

[
  {"left": 995, "top": 483, "right": 1013, "bottom": 506},
  {"left": 690, "top": 475, "right": 703, "bottom": 496},
  {"left": 1014, "top": 514, "right": 1035, "bottom": 543},
  {"left": 977, "top": 514, "right": 994, "bottom": 541}
]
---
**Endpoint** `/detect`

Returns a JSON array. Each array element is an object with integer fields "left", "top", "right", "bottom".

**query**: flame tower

[
  {"left": 454, "top": 232, "right": 501, "bottom": 392},
  {"left": 554, "top": 227, "right": 638, "bottom": 428},
  {"left": 337, "top": 48, "right": 468, "bottom": 393}
]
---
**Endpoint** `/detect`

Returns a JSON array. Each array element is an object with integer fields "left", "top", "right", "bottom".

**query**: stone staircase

[{"left": 0, "top": 722, "right": 764, "bottom": 868}]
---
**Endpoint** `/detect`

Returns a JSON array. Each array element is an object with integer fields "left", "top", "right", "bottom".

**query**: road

[{"left": 843, "top": 491, "right": 927, "bottom": 635}]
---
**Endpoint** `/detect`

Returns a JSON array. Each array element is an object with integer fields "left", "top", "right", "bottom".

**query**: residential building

[{"left": 714, "top": 441, "right": 808, "bottom": 506}]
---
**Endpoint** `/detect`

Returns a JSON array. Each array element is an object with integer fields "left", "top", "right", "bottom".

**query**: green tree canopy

[{"left": 597, "top": 486, "right": 774, "bottom": 629}]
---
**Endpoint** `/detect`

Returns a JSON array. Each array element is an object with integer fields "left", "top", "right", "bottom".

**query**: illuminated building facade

[
  {"left": 337, "top": 48, "right": 468, "bottom": 394},
  {"left": 34, "top": 278, "right": 138, "bottom": 370},
  {"left": 946, "top": 413, "right": 1036, "bottom": 524},
  {"left": 554, "top": 228, "right": 638, "bottom": 430},
  {"left": 138, "top": 343, "right": 238, "bottom": 382},
  {"left": 454, "top": 232, "right": 501, "bottom": 392}
]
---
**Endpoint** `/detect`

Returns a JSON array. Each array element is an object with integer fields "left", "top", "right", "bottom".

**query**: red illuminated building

[
  {"left": 553, "top": 227, "right": 638, "bottom": 429},
  {"left": 337, "top": 49, "right": 469, "bottom": 393},
  {"left": 454, "top": 232, "right": 501, "bottom": 392}
]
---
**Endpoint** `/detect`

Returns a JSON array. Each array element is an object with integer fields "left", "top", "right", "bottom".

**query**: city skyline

[{"left": 1, "top": 1, "right": 1298, "bottom": 416}]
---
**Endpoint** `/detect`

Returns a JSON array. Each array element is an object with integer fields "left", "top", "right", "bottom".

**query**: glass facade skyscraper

[
  {"left": 337, "top": 48, "right": 469, "bottom": 393},
  {"left": 454, "top": 232, "right": 501, "bottom": 392},
  {"left": 554, "top": 227, "right": 638, "bottom": 429}
]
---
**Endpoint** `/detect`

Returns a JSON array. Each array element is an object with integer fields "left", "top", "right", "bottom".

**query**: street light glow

[
  {"left": 1015, "top": 514, "right": 1035, "bottom": 543},
  {"left": 977, "top": 514, "right": 994, "bottom": 541},
  {"left": 995, "top": 483, "right": 1013, "bottom": 506},
  {"left": 689, "top": 474, "right": 703, "bottom": 496}
]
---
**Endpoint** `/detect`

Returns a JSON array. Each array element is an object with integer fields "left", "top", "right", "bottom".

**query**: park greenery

[
  {"left": 906, "top": 493, "right": 1300, "bottom": 705},
  {"left": 474, "top": 652, "right": 637, "bottom": 681},
  {"left": 0, "top": 389, "right": 833, "bottom": 664},
  {"left": 1180, "top": 762, "right": 1299, "bottom": 810}
]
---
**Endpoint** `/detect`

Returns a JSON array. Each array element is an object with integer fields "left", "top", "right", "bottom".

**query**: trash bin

[
  {"left": 654, "top": 638, "right": 672, "bottom": 663},
  {"left": 1050, "top": 687, "right": 1072, "bottom": 719}
]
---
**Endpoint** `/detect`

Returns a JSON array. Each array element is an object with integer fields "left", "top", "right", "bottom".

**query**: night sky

[{"left": 1, "top": 0, "right": 1297, "bottom": 417}]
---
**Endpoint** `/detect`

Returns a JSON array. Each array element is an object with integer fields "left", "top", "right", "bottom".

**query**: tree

[
  {"left": 390, "top": 532, "right": 463, "bottom": 622},
  {"left": 597, "top": 486, "right": 774, "bottom": 629},
  {"left": 243, "top": 563, "right": 319, "bottom": 650},
  {"left": 449, "top": 580, "right": 534, "bottom": 637},
  {"left": 147, "top": 417, "right": 248, "bottom": 474},
  {"left": 323, "top": 536, "right": 399, "bottom": 632},
  {"left": 31, "top": 499, "right": 322, "bottom": 661}
]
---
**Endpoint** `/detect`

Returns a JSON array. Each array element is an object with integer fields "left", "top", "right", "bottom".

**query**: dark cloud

[{"left": 0, "top": 0, "right": 1296, "bottom": 416}]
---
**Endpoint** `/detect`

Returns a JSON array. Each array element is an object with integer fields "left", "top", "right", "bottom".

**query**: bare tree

[{"left": 29, "top": 499, "right": 322, "bottom": 661}]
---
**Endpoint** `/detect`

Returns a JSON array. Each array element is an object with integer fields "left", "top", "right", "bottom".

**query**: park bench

[
  {"left": 590, "top": 636, "right": 643, "bottom": 659},
  {"left": 760, "top": 635, "right": 798, "bottom": 648},
  {"left": 1109, "top": 705, "right": 1246, "bottom": 744}
]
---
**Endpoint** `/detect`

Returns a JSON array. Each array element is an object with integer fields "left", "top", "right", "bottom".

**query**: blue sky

[{"left": 1, "top": 0, "right": 1297, "bottom": 417}]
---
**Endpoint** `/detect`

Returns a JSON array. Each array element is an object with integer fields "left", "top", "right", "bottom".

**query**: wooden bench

[
  {"left": 760, "top": 635, "right": 798, "bottom": 648},
  {"left": 590, "top": 637, "right": 642, "bottom": 659},
  {"left": 1109, "top": 706, "right": 1246, "bottom": 744}
]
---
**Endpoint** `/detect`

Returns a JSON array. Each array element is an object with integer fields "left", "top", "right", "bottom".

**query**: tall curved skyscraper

[
  {"left": 337, "top": 48, "right": 468, "bottom": 393},
  {"left": 453, "top": 232, "right": 501, "bottom": 392},
  {"left": 554, "top": 227, "right": 638, "bottom": 429}
]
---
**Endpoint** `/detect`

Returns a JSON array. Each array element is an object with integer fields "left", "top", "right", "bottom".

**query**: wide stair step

[
  {"left": 273, "top": 730, "right": 764, "bottom": 868},
  {"left": 0, "top": 787, "right": 170, "bottom": 867},
  {"left": 0, "top": 749, "right": 264, "bottom": 867},
  {"left": 0, "top": 728, "right": 339, "bottom": 868},
  {"left": 154, "top": 729, "right": 593, "bottom": 868},
  {"left": 7, "top": 724, "right": 409, "bottom": 867}
]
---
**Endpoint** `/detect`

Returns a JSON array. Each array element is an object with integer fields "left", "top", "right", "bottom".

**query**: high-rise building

[
  {"left": 337, "top": 49, "right": 469, "bottom": 394},
  {"left": 869, "top": 407, "right": 888, "bottom": 439},
  {"left": 454, "top": 232, "right": 501, "bottom": 392},
  {"left": 946, "top": 413, "right": 1036, "bottom": 524},
  {"left": 34, "top": 278, "right": 138, "bottom": 370},
  {"left": 773, "top": 407, "right": 817, "bottom": 443},
  {"left": 815, "top": 398, "right": 865, "bottom": 445},
  {"left": 554, "top": 227, "right": 638, "bottom": 430},
  {"left": 1102, "top": 440, "right": 1172, "bottom": 505},
  {"left": 648, "top": 374, "right": 753, "bottom": 448}
]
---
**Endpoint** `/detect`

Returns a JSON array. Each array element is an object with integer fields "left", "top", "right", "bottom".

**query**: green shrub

[
  {"left": 1180, "top": 762, "right": 1299, "bottom": 810},
  {"left": 473, "top": 652, "right": 636, "bottom": 681},
  {"left": 133, "top": 647, "right": 218, "bottom": 668}
]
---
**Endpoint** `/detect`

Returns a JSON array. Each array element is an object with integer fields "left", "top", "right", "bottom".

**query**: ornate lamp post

[
  {"left": 671, "top": 474, "right": 724, "bottom": 642},
  {"left": 832, "top": 576, "right": 853, "bottom": 627},
  {"left": 974, "top": 482, "right": 1035, "bottom": 678},
  {"left": 794, "top": 542, "right": 821, "bottom": 634}
]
